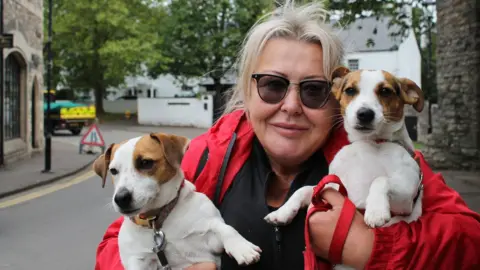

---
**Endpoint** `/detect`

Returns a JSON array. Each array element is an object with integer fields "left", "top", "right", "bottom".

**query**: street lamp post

[{"left": 43, "top": 0, "right": 53, "bottom": 173}]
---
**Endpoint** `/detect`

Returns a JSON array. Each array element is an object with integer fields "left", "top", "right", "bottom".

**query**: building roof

[{"left": 332, "top": 16, "right": 404, "bottom": 53}]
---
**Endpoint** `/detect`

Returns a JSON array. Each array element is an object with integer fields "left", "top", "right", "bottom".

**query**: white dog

[
  {"left": 264, "top": 67, "right": 424, "bottom": 269},
  {"left": 93, "top": 132, "right": 261, "bottom": 270}
]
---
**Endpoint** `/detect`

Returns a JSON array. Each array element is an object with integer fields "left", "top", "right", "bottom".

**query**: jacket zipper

[
  {"left": 272, "top": 224, "right": 283, "bottom": 270},
  {"left": 274, "top": 226, "right": 282, "bottom": 253},
  {"left": 264, "top": 173, "right": 283, "bottom": 268}
]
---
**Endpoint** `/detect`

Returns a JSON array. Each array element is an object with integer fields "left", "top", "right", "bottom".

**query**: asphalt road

[
  {"left": 53, "top": 123, "right": 208, "bottom": 150},
  {"left": 0, "top": 124, "right": 206, "bottom": 270},
  {"left": 0, "top": 170, "right": 117, "bottom": 270}
]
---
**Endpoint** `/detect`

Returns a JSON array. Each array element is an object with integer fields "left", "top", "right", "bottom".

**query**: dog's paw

[
  {"left": 364, "top": 205, "right": 391, "bottom": 228},
  {"left": 264, "top": 205, "right": 299, "bottom": 226},
  {"left": 224, "top": 236, "right": 262, "bottom": 265}
]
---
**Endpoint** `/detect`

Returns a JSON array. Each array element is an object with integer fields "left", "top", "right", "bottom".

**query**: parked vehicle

[{"left": 43, "top": 90, "right": 96, "bottom": 135}]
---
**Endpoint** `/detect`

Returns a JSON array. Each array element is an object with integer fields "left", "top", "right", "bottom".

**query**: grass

[{"left": 413, "top": 141, "right": 425, "bottom": 150}]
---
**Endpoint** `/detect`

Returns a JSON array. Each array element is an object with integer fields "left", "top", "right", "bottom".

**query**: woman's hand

[
  {"left": 308, "top": 188, "right": 375, "bottom": 269},
  {"left": 184, "top": 262, "right": 217, "bottom": 270}
]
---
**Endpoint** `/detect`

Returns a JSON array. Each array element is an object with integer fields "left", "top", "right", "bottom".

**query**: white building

[
  {"left": 335, "top": 16, "right": 422, "bottom": 87},
  {"left": 116, "top": 16, "right": 422, "bottom": 99},
  {"left": 106, "top": 74, "right": 202, "bottom": 100}
]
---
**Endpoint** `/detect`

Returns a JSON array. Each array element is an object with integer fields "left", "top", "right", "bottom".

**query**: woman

[{"left": 95, "top": 1, "right": 480, "bottom": 270}]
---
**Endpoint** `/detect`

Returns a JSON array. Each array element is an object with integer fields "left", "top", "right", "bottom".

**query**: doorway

[{"left": 405, "top": 116, "right": 418, "bottom": 141}]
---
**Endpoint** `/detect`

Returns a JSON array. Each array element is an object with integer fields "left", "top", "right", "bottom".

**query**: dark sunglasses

[{"left": 251, "top": 74, "right": 332, "bottom": 109}]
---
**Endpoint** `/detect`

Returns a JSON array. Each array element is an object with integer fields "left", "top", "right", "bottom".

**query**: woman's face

[{"left": 246, "top": 38, "right": 337, "bottom": 168}]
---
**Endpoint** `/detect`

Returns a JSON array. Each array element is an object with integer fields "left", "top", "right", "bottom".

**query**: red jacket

[{"left": 95, "top": 110, "right": 480, "bottom": 270}]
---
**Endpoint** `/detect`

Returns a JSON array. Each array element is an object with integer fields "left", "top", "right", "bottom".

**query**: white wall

[
  {"left": 137, "top": 95, "right": 214, "bottom": 128},
  {"left": 344, "top": 30, "right": 421, "bottom": 88},
  {"left": 396, "top": 29, "right": 422, "bottom": 87},
  {"left": 104, "top": 100, "right": 138, "bottom": 114},
  {"left": 344, "top": 51, "right": 399, "bottom": 74}
]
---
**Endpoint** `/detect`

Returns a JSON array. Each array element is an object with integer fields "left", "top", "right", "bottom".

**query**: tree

[
  {"left": 148, "top": 0, "right": 272, "bottom": 106},
  {"left": 47, "top": 0, "right": 168, "bottom": 115}
]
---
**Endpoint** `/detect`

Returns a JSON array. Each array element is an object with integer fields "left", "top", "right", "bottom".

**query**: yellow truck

[{"left": 43, "top": 90, "right": 96, "bottom": 135}]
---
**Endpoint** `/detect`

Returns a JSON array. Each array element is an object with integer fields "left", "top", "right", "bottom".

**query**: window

[
  {"left": 181, "top": 85, "right": 193, "bottom": 91},
  {"left": 347, "top": 59, "right": 359, "bottom": 71},
  {"left": 4, "top": 55, "right": 22, "bottom": 140}
]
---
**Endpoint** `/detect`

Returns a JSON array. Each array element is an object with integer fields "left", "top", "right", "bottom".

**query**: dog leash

[
  {"left": 304, "top": 172, "right": 423, "bottom": 270},
  {"left": 304, "top": 174, "right": 356, "bottom": 270},
  {"left": 149, "top": 217, "right": 172, "bottom": 270},
  {"left": 140, "top": 182, "right": 185, "bottom": 270}
]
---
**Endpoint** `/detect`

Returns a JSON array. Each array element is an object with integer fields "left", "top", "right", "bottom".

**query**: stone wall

[
  {"left": 423, "top": 0, "right": 480, "bottom": 170},
  {"left": 2, "top": 0, "right": 44, "bottom": 164}
]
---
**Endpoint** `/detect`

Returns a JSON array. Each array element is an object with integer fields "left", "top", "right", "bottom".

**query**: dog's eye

[
  {"left": 137, "top": 159, "right": 155, "bottom": 170},
  {"left": 379, "top": 88, "right": 393, "bottom": 97},
  {"left": 110, "top": 168, "right": 119, "bottom": 175},
  {"left": 344, "top": 87, "right": 356, "bottom": 96}
]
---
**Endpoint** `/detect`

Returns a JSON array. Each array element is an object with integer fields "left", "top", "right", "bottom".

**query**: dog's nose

[
  {"left": 114, "top": 188, "right": 133, "bottom": 209},
  {"left": 357, "top": 108, "right": 375, "bottom": 124}
]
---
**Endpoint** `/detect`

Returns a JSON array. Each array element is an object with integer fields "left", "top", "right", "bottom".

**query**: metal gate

[{"left": 4, "top": 55, "right": 21, "bottom": 140}]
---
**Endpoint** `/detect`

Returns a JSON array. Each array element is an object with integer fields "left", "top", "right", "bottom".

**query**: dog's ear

[
  {"left": 93, "top": 143, "right": 115, "bottom": 188},
  {"left": 398, "top": 78, "right": 425, "bottom": 112},
  {"left": 330, "top": 66, "right": 350, "bottom": 100},
  {"left": 149, "top": 133, "right": 190, "bottom": 168}
]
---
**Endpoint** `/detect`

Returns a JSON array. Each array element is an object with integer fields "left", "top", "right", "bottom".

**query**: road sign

[
  {"left": 79, "top": 124, "right": 105, "bottom": 154},
  {"left": 0, "top": 34, "right": 13, "bottom": 48}
]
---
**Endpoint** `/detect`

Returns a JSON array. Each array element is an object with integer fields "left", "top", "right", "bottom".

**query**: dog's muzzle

[
  {"left": 354, "top": 107, "right": 376, "bottom": 132},
  {"left": 114, "top": 188, "right": 134, "bottom": 210}
]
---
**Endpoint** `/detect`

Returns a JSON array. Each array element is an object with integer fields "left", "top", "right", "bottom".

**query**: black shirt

[{"left": 219, "top": 137, "right": 329, "bottom": 269}]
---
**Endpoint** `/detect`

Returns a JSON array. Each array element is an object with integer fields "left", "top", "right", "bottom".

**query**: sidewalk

[
  {"left": 0, "top": 140, "right": 99, "bottom": 200},
  {"left": 440, "top": 170, "right": 480, "bottom": 213}
]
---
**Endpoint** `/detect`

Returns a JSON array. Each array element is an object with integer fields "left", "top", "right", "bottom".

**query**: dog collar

[{"left": 130, "top": 181, "right": 185, "bottom": 229}]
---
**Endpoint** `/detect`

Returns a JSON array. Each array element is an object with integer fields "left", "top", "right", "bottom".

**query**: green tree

[
  {"left": 46, "top": 0, "right": 168, "bottom": 115},
  {"left": 148, "top": 0, "right": 273, "bottom": 94}
]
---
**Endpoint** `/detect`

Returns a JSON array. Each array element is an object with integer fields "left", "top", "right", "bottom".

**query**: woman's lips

[{"left": 271, "top": 123, "right": 309, "bottom": 137}]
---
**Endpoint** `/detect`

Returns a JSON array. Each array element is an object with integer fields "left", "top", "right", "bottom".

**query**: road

[
  {"left": 53, "top": 123, "right": 208, "bottom": 150},
  {"left": 0, "top": 124, "right": 206, "bottom": 270}
]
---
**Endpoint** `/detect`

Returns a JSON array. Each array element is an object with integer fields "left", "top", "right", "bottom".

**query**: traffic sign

[{"left": 79, "top": 124, "right": 105, "bottom": 154}]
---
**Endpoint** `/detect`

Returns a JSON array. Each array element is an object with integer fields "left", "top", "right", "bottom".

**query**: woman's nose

[{"left": 280, "top": 87, "right": 303, "bottom": 115}]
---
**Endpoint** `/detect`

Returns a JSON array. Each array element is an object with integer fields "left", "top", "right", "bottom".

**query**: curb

[{"left": 0, "top": 154, "right": 99, "bottom": 200}]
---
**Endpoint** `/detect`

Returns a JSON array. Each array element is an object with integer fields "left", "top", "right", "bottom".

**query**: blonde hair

[{"left": 221, "top": 0, "right": 344, "bottom": 116}]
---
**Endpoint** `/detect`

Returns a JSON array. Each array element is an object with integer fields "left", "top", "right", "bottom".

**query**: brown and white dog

[
  {"left": 264, "top": 67, "right": 424, "bottom": 268},
  {"left": 93, "top": 133, "right": 261, "bottom": 270}
]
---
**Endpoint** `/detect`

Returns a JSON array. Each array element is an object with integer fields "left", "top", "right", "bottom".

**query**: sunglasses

[{"left": 251, "top": 74, "right": 332, "bottom": 109}]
